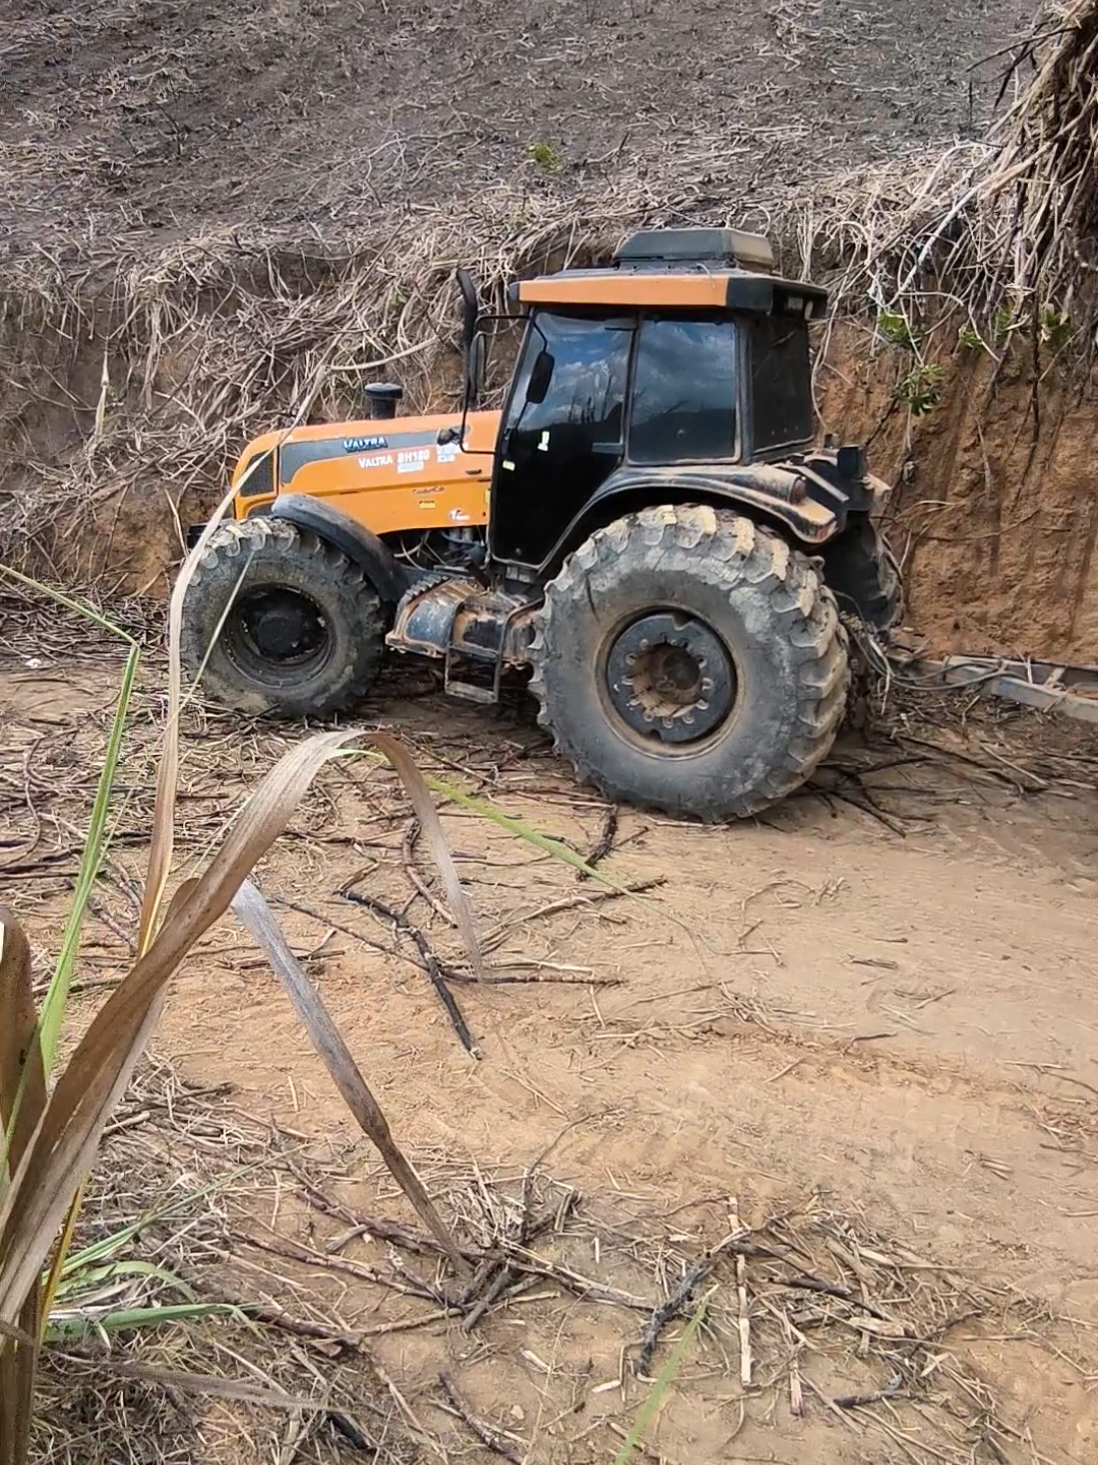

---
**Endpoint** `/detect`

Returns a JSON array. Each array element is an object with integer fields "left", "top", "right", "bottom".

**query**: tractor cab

[{"left": 477, "top": 228, "right": 832, "bottom": 571}]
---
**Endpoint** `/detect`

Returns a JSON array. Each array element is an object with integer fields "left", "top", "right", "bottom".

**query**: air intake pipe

[{"left": 365, "top": 383, "right": 403, "bottom": 419}]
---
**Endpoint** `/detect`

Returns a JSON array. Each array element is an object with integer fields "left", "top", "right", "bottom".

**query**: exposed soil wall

[
  {"left": 0, "top": 245, "right": 469, "bottom": 589},
  {"left": 819, "top": 325, "right": 1098, "bottom": 662}
]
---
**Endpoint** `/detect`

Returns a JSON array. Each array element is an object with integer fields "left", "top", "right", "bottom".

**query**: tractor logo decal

[
  {"left": 357, "top": 453, "right": 392, "bottom": 469},
  {"left": 344, "top": 435, "right": 388, "bottom": 451}
]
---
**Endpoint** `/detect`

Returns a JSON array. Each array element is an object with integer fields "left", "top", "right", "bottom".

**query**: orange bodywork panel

[
  {"left": 517, "top": 274, "right": 731, "bottom": 309},
  {"left": 231, "top": 408, "right": 502, "bottom": 534}
]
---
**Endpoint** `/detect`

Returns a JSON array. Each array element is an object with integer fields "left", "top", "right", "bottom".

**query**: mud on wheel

[
  {"left": 821, "top": 513, "right": 903, "bottom": 634},
  {"left": 180, "top": 517, "right": 386, "bottom": 717},
  {"left": 529, "top": 505, "right": 850, "bottom": 822}
]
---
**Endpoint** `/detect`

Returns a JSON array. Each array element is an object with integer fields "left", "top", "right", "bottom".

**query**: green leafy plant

[
  {"left": 46, "top": 1230, "right": 237, "bottom": 1344},
  {"left": 43, "top": 1162, "right": 266, "bottom": 1346},
  {"left": 1039, "top": 305, "right": 1071, "bottom": 351},
  {"left": 993, "top": 305, "right": 1015, "bottom": 341},
  {"left": 957, "top": 324, "right": 985, "bottom": 352},
  {"left": 527, "top": 140, "right": 562, "bottom": 175},
  {"left": 895, "top": 362, "right": 945, "bottom": 416},
  {"left": 876, "top": 310, "right": 919, "bottom": 351}
]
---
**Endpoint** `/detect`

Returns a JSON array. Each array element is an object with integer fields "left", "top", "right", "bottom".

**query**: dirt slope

[
  {"left": 820, "top": 330, "right": 1098, "bottom": 663},
  {"left": 2, "top": 0, "right": 1029, "bottom": 251}
]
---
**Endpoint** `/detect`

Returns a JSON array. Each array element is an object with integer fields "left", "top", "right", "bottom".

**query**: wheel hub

[
  {"left": 605, "top": 612, "right": 735, "bottom": 745},
  {"left": 238, "top": 589, "right": 328, "bottom": 666}
]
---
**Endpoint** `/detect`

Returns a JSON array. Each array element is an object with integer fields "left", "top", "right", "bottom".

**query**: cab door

[{"left": 490, "top": 312, "right": 633, "bottom": 568}]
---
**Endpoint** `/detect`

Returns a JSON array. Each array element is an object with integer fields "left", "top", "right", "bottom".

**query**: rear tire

[
  {"left": 822, "top": 514, "right": 903, "bottom": 633},
  {"left": 529, "top": 505, "right": 849, "bottom": 821},
  {"left": 180, "top": 517, "right": 386, "bottom": 717}
]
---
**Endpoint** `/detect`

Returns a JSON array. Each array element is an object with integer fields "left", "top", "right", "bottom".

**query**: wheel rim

[
  {"left": 227, "top": 586, "right": 333, "bottom": 681},
  {"left": 604, "top": 610, "right": 737, "bottom": 747}
]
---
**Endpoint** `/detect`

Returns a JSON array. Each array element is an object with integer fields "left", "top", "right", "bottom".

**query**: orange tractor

[{"left": 180, "top": 228, "right": 900, "bottom": 820}]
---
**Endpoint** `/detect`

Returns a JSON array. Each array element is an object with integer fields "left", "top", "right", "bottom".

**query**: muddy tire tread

[
  {"left": 529, "top": 505, "right": 850, "bottom": 820},
  {"left": 823, "top": 515, "right": 904, "bottom": 632},
  {"left": 180, "top": 517, "right": 385, "bottom": 717}
]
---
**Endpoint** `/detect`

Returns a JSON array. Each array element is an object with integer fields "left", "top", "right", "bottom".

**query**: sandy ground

[{"left": 3, "top": 640, "right": 1097, "bottom": 1463}]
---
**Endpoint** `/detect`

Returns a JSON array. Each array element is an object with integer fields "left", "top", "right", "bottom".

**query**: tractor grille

[{"left": 236, "top": 449, "right": 274, "bottom": 498}]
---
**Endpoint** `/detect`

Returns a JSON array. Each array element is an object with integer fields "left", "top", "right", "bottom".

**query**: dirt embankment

[{"left": 820, "top": 328, "right": 1098, "bottom": 662}]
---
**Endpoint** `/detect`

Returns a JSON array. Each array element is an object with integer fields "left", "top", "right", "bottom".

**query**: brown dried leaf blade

[
  {"left": 0, "top": 725, "right": 480, "bottom": 1329},
  {"left": 0, "top": 909, "right": 46, "bottom": 1465},
  {"left": 232, "top": 879, "right": 468, "bottom": 1272}
]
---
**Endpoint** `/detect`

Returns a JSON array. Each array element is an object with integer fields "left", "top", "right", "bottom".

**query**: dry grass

[
  {"left": 31, "top": 1056, "right": 426, "bottom": 1465},
  {"left": 0, "top": 187, "right": 673, "bottom": 573},
  {"left": 802, "top": 0, "right": 1098, "bottom": 355},
  {"left": 30, "top": 1050, "right": 1071, "bottom": 1465}
]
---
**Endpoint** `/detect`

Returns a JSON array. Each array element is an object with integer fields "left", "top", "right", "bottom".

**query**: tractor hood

[{"left": 229, "top": 409, "right": 501, "bottom": 534}]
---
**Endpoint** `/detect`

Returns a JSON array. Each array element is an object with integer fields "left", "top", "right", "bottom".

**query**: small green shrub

[
  {"left": 895, "top": 362, "right": 945, "bottom": 416},
  {"left": 876, "top": 310, "right": 919, "bottom": 351},
  {"left": 527, "top": 141, "right": 562, "bottom": 175},
  {"left": 993, "top": 305, "right": 1015, "bottom": 341},
  {"left": 1039, "top": 306, "right": 1071, "bottom": 351}
]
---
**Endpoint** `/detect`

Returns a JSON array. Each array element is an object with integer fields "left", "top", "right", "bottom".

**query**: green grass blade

[
  {"left": 39, "top": 640, "right": 140, "bottom": 1069},
  {"left": 330, "top": 753, "right": 635, "bottom": 890},
  {"left": 54, "top": 1260, "right": 196, "bottom": 1304},
  {"left": 426, "top": 777, "right": 618, "bottom": 882},
  {"left": 334, "top": 756, "right": 658, "bottom": 906},
  {"left": 612, "top": 1298, "right": 708, "bottom": 1465},
  {"left": 0, "top": 575, "right": 139, "bottom": 1181},
  {"left": 60, "top": 1226, "right": 141, "bottom": 1276},
  {"left": 421, "top": 778, "right": 716, "bottom": 959},
  {"left": 0, "top": 566, "right": 140, "bottom": 643},
  {"left": 45, "top": 1302, "right": 242, "bottom": 1342},
  {"left": 60, "top": 1155, "right": 286, "bottom": 1279}
]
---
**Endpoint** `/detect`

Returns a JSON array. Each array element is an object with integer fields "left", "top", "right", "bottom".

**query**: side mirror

[
  {"left": 466, "top": 331, "right": 487, "bottom": 405},
  {"left": 456, "top": 268, "right": 480, "bottom": 352},
  {"left": 526, "top": 349, "right": 554, "bottom": 405}
]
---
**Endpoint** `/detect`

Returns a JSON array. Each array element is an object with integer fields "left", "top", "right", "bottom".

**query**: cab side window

[
  {"left": 749, "top": 315, "right": 815, "bottom": 451},
  {"left": 629, "top": 317, "right": 738, "bottom": 463}
]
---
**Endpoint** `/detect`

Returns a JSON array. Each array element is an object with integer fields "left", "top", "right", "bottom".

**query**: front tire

[
  {"left": 529, "top": 505, "right": 849, "bottom": 821},
  {"left": 180, "top": 517, "right": 386, "bottom": 717}
]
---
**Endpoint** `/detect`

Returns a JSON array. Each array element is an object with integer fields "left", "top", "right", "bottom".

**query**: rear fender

[
  {"left": 541, "top": 464, "right": 842, "bottom": 575},
  {"left": 270, "top": 494, "right": 410, "bottom": 603}
]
